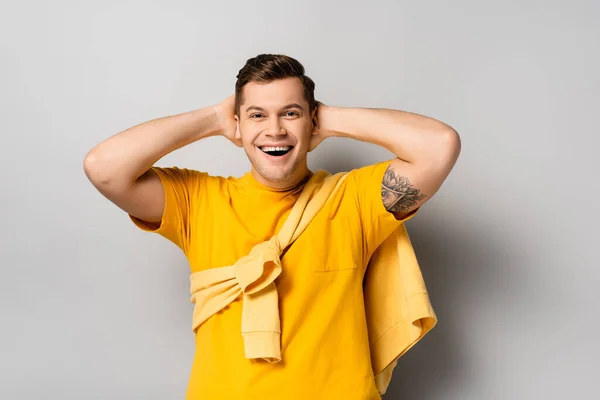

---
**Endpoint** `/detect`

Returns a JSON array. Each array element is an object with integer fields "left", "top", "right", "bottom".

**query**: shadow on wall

[{"left": 382, "top": 217, "right": 520, "bottom": 399}]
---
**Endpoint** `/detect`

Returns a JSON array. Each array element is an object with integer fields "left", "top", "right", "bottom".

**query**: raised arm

[
  {"left": 83, "top": 96, "right": 239, "bottom": 224},
  {"left": 314, "top": 104, "right": 461, "bottom": 219}
]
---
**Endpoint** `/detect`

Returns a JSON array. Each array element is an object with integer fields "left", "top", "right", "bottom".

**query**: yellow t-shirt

[{"left": 131, "top": 160, "right": 410, "bottom": 400}]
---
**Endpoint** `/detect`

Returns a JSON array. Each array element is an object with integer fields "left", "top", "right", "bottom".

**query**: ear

[
  {"left": 234, "top": 115, "right": 241, "bottom": 140},
  {"left": 311, "top": 108, "right": 320, "bottom": 135}
]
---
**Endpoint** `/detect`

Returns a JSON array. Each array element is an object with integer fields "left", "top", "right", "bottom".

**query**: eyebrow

[{"left": 245, "top": 103, "right": 305, "bottom": 113}]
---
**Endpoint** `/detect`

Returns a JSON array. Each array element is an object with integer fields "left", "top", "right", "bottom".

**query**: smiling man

[
  {"left": 84, "top": 54, "right": 461, "bottom": 399},
  {"left": 234, "top": 77, "right": 313, "bottom": 189}
]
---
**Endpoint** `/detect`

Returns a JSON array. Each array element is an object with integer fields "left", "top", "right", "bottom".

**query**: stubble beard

[{"left": 252, "top": 157, "right": 298, "bottom": 183}]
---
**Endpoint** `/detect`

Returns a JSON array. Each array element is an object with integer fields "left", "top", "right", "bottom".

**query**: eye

[
  {"left": 283, "top": 111, "right": 299, "bottom": 117},
  {"left": 250, "top": 113, "right": 264, "bottom": 119}
]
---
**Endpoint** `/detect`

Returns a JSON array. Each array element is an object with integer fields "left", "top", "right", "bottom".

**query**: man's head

[{"left": 234, "top": 54, "right": 317, "bottom": 189}]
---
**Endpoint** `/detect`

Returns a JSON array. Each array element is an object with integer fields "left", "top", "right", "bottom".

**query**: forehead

[{"left": 241, "top": 77, "right": 307, "bottom": 109}]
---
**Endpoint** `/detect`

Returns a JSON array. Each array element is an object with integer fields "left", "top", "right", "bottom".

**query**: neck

[{"left": 251, "top": 164, "right": 312, "bottom": 191}]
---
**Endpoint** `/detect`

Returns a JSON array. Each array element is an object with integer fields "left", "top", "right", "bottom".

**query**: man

[{"left": 84, "top": 54, "right": 461, "bottom": 399}]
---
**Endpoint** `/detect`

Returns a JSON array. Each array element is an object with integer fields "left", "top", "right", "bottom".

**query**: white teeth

[{"left": 261, "top": 146, "right": 291, "bottom": 152}]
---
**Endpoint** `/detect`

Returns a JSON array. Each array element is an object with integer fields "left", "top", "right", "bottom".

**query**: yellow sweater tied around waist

[{"left": 188, "top": 170, "right": 437, "bottom": 395}]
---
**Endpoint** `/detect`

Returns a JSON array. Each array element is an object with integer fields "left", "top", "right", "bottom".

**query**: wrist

[
  {"left": 188, "top": 106, "right": 223, "bottom": 140},
  {"left": 210, "top": 104, "right": 226, "bottom": 136}
]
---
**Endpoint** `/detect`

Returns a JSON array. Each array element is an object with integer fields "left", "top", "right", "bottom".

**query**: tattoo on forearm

[{"left": 381, "top": 166, "right": 427, "bottom": 213}]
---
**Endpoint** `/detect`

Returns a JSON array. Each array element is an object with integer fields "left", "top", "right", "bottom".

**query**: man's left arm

[{"left": 314, "top": 104, "right": 461, "bottom": 220}]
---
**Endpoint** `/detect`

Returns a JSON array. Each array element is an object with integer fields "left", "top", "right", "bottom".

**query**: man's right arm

[{"left": 83, "top": 96, "right": 238, "bottom": 224}]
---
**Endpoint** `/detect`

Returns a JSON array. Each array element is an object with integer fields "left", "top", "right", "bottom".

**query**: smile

[{"left": 258, "top": 146, "right": 293, "bottom": 157}]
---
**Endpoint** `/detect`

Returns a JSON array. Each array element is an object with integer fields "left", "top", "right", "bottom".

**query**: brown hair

[{"left": 234, "top": 54, "right": 316, "bottom": 115}]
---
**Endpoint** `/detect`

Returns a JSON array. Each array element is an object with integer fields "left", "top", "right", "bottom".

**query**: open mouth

[{"left": 258, "top": 146, "right": 293, "bottom": 157}]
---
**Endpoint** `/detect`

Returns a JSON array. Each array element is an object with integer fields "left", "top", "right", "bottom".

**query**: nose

[{"left": 265, "top": 118, "right": 287, "bottom": 139}]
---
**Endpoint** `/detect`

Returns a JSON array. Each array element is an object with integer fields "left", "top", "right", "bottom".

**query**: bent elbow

[
  {"left": 83, "top": 150, "right": 113, "bottom": 187},
  {"left": 440, "top": 127, "right": 461, "bottom": 161}
]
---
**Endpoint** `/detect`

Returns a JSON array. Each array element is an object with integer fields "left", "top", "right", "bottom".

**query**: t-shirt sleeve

[
  {"left": 129, "top": 166, "right": 208, "bottom": 254},
  {"left": 347, "top": 159, "right": 419, "bottom": 257}
]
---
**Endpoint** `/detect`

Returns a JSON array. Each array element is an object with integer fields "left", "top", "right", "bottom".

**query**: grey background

[{"left": 1, "top": 0, "right": 598, "bottom": 399}]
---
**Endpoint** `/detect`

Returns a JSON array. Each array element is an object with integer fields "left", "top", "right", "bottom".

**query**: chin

[
  {"left": 258, "top": 165, "right": 296, "bottom": 182},
  {"left": 251, "top": 155, "right": 300, "bottom": 180}
]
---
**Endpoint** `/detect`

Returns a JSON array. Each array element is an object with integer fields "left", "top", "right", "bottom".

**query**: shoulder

[
  {"left": 317, "top": 161, "right": 392, "bottom": 218},
  {"left": 339, "top": 159, "right": 393, "bottom": 202},
  {"left": 346, "top": 160, "right": 392, "bottom": 185},
  {"left": 150, "top": 166, "right": 225, "bottom": 186}
]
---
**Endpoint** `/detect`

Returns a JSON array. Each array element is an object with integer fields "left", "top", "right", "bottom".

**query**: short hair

[{"left": 235, "top": 54, "right": 316, "bottom": 115}]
